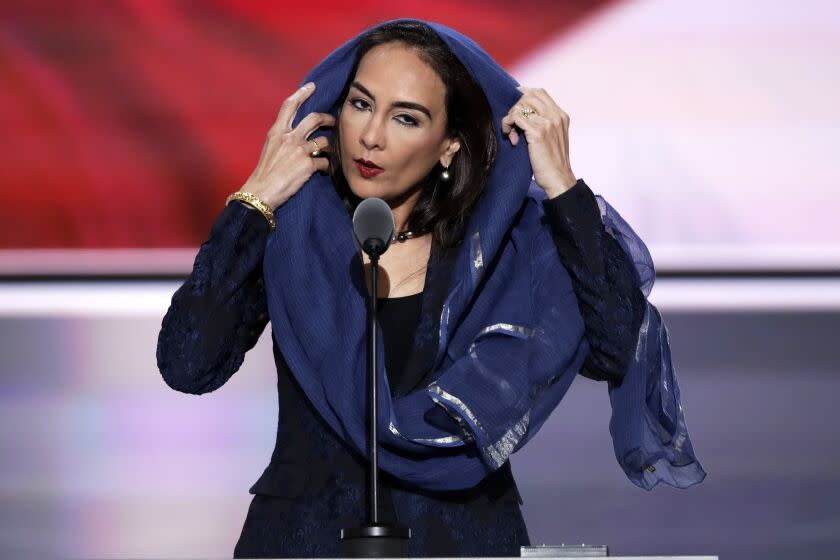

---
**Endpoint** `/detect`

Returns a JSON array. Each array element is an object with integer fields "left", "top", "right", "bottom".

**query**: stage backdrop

[{"left": 1, "top": 0, "right": 838, "bottom": 273}]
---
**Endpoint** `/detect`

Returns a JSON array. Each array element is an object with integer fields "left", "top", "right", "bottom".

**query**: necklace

[{"left": 392, "top": 230, "right": 427, "bottom": 243}]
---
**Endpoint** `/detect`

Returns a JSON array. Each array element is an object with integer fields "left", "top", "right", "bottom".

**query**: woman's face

[{"left": 338, "top": 42, "right": 461, "bottom": 203}]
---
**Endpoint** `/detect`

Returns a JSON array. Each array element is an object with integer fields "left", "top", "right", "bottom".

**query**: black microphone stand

[{"left": 340, "top": 241, "right": 411, "bottom": 557}]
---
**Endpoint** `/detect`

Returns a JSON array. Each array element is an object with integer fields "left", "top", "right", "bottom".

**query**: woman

[{"left": 157, "top": 19, "right": 705, "bottom": 558}]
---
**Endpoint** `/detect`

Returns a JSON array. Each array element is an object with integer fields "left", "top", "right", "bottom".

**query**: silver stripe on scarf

[
  {"left": 427, "top": 384, "right": 489, "bottom": 441},
  {"left": 438, "top": 303, "right": 450, "bottom": 354},
  {"left": 484, "top": 410, "right": 530, "bottom": 468},
  {"left": 428, "top": 396, "right": 475, "bottom": 444},
  {"left": 661, "top": 315, "right": 690, "bottom": 455},
  {"left": 674, "top": 430, "right": 686, "bottom": 453},
  {"left": 659, "top": 319, "right": 674, "bottom": 425},
  {"left": 476, "top": 322, "right": 534, "bottom": 339},
  {"left": 428, "top": 384, "right": 533, "bottom": 468},
  {"left": 470, "top": 230, "right": 484, "bottom": 284},
  {"left": 388, "top": 421, "right": 463, "bottom": 446},
  {"left": 634, "top": 304, "right": 651, "bottom": 362},
  {"left": 468, "top": 322, "right": 535, "bottom": 354}
]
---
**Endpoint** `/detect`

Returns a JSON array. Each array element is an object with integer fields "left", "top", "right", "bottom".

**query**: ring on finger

[
  {"left": 310, "top": 138, "right": 322, "bottom": 157},
  {"left": 520, "top": 106, "right": 537, "bottom": 119}
]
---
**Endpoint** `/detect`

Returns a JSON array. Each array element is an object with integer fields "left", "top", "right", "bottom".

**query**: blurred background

[{"left": 1, "top": 0, "right": 838, "bottom": 558}]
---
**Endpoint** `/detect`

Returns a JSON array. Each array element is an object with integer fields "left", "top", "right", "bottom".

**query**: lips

[{"left": 354, "top": 158, "right": 384, "bottom": 178}]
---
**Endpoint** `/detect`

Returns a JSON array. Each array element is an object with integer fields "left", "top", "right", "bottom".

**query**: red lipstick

[{"left": 354, "top": 158, "right": 384, "bottom": 178}]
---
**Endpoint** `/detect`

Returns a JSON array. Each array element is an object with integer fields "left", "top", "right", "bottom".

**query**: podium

[
  {"left": 234, "top": 544, "right": 717, "bottom": 559},
  {"left": 233, "top": 555, "right": 718, "bottom": 560},
  {"left": 520, "top": 545, "right": 717, "bottom": 558}
]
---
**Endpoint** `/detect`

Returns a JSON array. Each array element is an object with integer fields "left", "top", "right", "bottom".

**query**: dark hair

[{"left": 328, "top": 20, "right": 497, "bottom": 249}]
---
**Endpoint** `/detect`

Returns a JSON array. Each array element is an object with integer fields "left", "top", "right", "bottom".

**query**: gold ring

[
  {"left": 520, "top": 107, "right": 536, "bottom": 119},
  {"left": 310, "top": 139, "right": 322, "bottom": 157}
]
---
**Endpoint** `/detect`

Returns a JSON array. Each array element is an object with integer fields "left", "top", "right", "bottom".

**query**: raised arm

[
  {"left": 156, "top": 202, "right": 271, "bottom": 394},
  {"left": 157, "top": 81, "right": 337, "bottom": 394}
]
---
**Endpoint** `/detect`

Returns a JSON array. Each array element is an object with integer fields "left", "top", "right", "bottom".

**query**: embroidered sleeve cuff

[{"left": 542, "top": 178, "right": 601, "bottom": 228}]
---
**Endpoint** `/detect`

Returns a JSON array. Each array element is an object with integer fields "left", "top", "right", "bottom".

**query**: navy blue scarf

[{"left": 263, "top": 19, "right": 705, "bottom": 491}]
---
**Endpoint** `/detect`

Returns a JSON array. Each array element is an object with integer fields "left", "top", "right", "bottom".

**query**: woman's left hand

[{"left": 501, "top": 86, "right": 578, "bottom": 198}]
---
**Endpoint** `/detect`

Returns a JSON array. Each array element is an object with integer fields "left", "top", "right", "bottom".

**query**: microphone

[
  {"left": 352, "top": 198, "right": 394, "bottom": 258},
  {"left": 343, "top": 196, "right": 412, "bottom": 556}
]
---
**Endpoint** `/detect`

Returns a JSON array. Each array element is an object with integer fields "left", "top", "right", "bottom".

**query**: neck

[{"left": 387, "top": 186, "right": 423, "bottom": 233}]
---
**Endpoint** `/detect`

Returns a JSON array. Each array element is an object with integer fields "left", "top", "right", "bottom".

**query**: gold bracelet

[{"left": 226, "top": 191, "right": 276, "bottom": 230}]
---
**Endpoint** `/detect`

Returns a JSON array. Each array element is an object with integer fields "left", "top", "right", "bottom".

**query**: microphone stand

[{"left": 340, "top": 246, "right": 411, "bottom": 557}]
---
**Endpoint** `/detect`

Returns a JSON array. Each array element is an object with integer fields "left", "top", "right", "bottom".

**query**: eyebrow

[{"left": 350, "top": 81, "right": 432, "bottom": 120}]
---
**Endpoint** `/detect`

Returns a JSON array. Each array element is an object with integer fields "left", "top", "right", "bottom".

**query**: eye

[
  {"left": 395, "top": 114, "right": 418, "bottom": 127},
  {"left": 350, "top": 97, "right": 371, "bottom": 111}
]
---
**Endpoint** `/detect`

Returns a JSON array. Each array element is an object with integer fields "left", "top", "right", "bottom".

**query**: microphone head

[{"left": 352, "top": 197, "right": 394, "bottom": 257}]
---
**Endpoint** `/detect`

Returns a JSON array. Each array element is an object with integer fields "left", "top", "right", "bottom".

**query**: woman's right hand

[{"left": 239, "top": 82, "right": 335, "bottom": 210}]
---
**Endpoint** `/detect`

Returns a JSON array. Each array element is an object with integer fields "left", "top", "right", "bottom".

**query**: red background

[{"left": 0, "top": 0, "right": 612, "bottom": 249}]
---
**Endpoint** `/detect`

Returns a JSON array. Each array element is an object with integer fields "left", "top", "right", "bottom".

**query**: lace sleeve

[
  {"left": 156, "top": 202, "right": 271, "bottom": 394},
  {"left": 542, "top": 178, "right": 646, "bottom": 385}
]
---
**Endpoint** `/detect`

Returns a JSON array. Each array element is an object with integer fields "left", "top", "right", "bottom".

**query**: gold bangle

[{"left": 226, "top": 191, "right": 276, "bottom": 230}]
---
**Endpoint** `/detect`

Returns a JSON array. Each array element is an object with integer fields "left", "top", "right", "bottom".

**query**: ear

[{"left": 439, "top": 136, "right": 461, "bottom": 168}]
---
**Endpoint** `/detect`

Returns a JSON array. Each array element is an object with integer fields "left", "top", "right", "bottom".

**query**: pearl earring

[{"left": 441, "top": 166, "right": 450, "bottom": 181}]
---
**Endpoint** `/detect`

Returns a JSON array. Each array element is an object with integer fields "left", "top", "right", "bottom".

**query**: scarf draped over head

[{"left": 263, "top": 18, "right": 705, "bottom": 492}]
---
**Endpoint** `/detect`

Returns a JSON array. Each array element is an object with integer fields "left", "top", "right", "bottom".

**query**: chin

[
  {"left": 346, "top": 179, "right": 384, "bottom": 200},
  {"left": 346, "top": 176, "right": 402, "bottom": 202}
]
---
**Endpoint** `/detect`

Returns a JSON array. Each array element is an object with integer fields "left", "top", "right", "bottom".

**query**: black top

[
  {"left": 376, "top": 291, "right": 429, "bottom": 521},
  {"left": 377, "top": 292, "right": 425, "bottom": 392}
]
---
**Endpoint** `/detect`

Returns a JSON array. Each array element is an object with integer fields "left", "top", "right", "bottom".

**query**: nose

[{"left": 359, "top": 114, "right": 386, "bottom": 151}]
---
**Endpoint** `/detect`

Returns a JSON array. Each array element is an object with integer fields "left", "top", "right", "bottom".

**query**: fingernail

[{"left": 302, "top": 82, "right": 315, "bottom": 90}]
